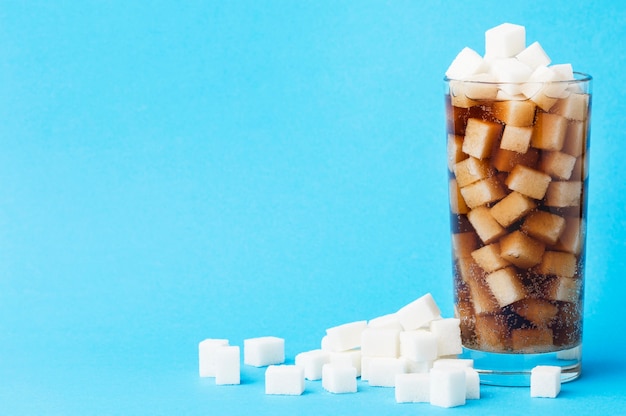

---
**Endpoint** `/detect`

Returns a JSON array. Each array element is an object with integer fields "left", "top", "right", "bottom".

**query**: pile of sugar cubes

[{"left": 199, "top": 292, "right": 563, "bottom": 407}]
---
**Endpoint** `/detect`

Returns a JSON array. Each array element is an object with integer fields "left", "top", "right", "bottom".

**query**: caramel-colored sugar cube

[
  {"left": 521, "top": 211, "right": 566, "bottom": 245},
  {"left": 466, "top": 275, "right": 501, "bottom": 315},
  {"left": 462, "top": 118, "right": 504, "bottom": 159},
  {"left": 467, "top": 206, "right": 506, "bottom": 244},
  {"left": 485, "top": 267, "right": 526, "bottom": 307},
  {"left": 460, "top": 177, "right": 506, "bottom": 209},
  {"left": 570, "top": 154, "right": 588, "bottom": 181},
  {"left": 492, "top": 147, "right": 539, "bottom": 173},
  {"left": 454, "top": 157, "right": 491, "bottom": 187},
  {"left": 451, "top": 231, "right": 479, "bottom": 260},
  {"left": 554, "top": 217, "right": 585, "bottom": 255},
  {"left": 492, "top": 100, "right": 537, "bottom": 127},
  {"left": 540, "top": 151, "right": 577, "bottom": 180},
  {"left": 545, "top": 181, "right": 582, "bottom": 207},
  {"left": 456, "top": 255, "right": 485, "bottom": 283},
  {"left": 511, "top": 298, "right": 558, "bottom": 326},
  {"left": 548, "top": 276, "right": 582, "bottom": 303},
  {"left": 505, "top": 165, "right": 552, "bottom": 200},
  {"left": 562, "top": 121, "right": 586, "bottom": 157},
  {"left": 552, "top": 93, "right": 590, "bottom": 121},
  {"left": 499, "top": 230, "right": 546, "bottom": 269},
  {"left": 531, "top": 112, "right": 568, "bottom": 151},
  {"left": 490, "top": 191, "right": 537, "bottom": 227},
  {"left": 451, "top": 94, "right": 479, "bottom": 109},
  {"left": 510, "top": 327, "right": 554, "bottom": 353},
  {"left": 447, "top": 134, "right": 466, "bottom": 172},
  {"left": 500, "top": 125, "right": 533, "bottom": 154},
  {"left": 471, "top": 243, "right": 510, "bottom": 273},
  {"left": 536, "top": 251, "right": 578, "bottom": 278},
  {"left": 474, "top": 314, "right": 509, "bottom": 352},
  {"left": 449, "top": 179, "right": 469, "bottom": 215}
]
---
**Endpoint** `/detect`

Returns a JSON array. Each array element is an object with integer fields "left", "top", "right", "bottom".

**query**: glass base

[{"left": 460, "top": 344, "right": 582, "bottom": 386}]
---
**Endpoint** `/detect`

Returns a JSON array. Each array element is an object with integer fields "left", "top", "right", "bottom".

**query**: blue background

[{"left": 1, "top": 1, "right": 625, "bottom": 414}]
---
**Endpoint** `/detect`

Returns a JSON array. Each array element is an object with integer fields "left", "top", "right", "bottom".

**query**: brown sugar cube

[
  {"left": 492, "top": 147, "right": 539, "bottom": 172},
  {"left": 492, "top": 100, "right": 536, "bottom": 127},
  {"left": 562, "top": 121, "right": 586, "bottom": 157},
  {"left": 449, "top": 179, "right": 469, "bottom": 215},
  {"left": 485, "top": 267, "right": 526, "bottom": 308},
  {"left": 453, "top": 157, "right": 491, "bottom": 187},
  {"left": 570, "top": 154, "right": 589, "bottom": 181},
  {"left": 456, "top": 255, "right": 484, "bottom": 283},
  {"left": 555, "top": 217, "right": 585, "bottom": 255},
  {"left": 539, "top": 151, "right": 577, "bottom": 180},
  {"left": 471, "top": 243, "right": 510, "bottom": 273},
  {"left": 451, "top": 232, "right": 479, "bottom": 260},
  {"left": 490, "top": 191, "right": 537, "bottom": 227},
  {"left": 510, "top": 298, "right": 558, "bottom": 326},
  {"left": 474, "top": 314, "right": 509, "bottom": 352},
  {"left": 547, "top": 276, "right": 582, "bottom": 303},
  {"left": 499, "top": 231, "right": 545, "bottom": 269},
  {"left": 460, "top": 177, "right": 506, "bottom": 209},
  {"left": 531, "top": 112, "right": 568, "bottom": 151},
  {"left": 510, "top": 327, "right": 554, "bottom": 353},
  {"left": 447, "top": 134, "right": 466, "bottom": 172},
  {"left": 552, "top": 93, "right": 590, "bottom": 121},
  {"left": 500, "top": 125, "right": 533, "bottom": 153},
  {"left": 545, "top": 181, "right": 582, "bottom": 207},
  {"left": 521, "top": 211, "right": 566, "bottom": 245},
  {"left": 505, "top": 165, "right": 552, "bottom": 200},
  {"left": 536, "top": 251, "right": 578, "bottom": 278},
  {"left": 531, "top": 91, "right": 558, "bottom": 112},
  {"left": 465, "top": 273, "right": 500, "bottom": 315},
  {"left": 455, "top": 300, "right": 477, "bottom": 346},
  {"left": 462, "top": 118, "right": 504, "bottom": 159},
  {"left": 467, "top": 206, "right": 506, "bottom": 244}
]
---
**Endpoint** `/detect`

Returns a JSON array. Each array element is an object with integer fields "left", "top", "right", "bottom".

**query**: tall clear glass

[{"left": 444, "top": 73, "right": 591, "bottom": 386}]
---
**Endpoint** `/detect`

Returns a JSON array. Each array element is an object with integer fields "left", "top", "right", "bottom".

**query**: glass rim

[{"left": 443, "top": 71, "right": 592, "bottom": 85}]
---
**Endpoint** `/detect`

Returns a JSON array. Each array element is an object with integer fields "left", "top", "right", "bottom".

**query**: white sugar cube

[
  {"left": 397, "top": 293, "right": 441, "bottom": 331},
  {"left": 367, "top": 357, "right": 406, "bottom": 387},
  {"left": 244, "top": 336, "right": 285, "bottom": 367},
  {"left": 465, "top": 368, "right": 481, "bottom": 400},
  {"left": 367, "top": 313, "right": 402, "bottom": 331},
  {"left": 516, "top": 41, "right": 551, "bottom": 70},
  {"left": 361, "top": 327, "right": 400, "bottom": 358},
  {"left": 429, "top": 367, "right": 467, "bottom": 408},
  {"left": 325, "top": 320, "right": 368, "bottom": 351},
  {"left": 399, "top": 330, "right": 438, "bottom": 362},
  {"left": 395, "top": 373, "right": 430, "bottom": 403},
  {"left": 485, "top": 23, "right": 526, "bottom": 58},
  {"left": 330, "top": 350, "right": 362, "bottom": 377},
  {"left": 198, "top": 338, "right": 229, "bottom": 377},
  {"left": 530, "top": 365, "right": 561, "bottom": 398},
  {"left": 322, "top": 364, "right": 357, "bottom": 394},
  {"left": 215, "top": 346, "right": 241, "bottom": 385},
  {"left": 402, "top": 357, "right": 433, "bottom": 374},
  {"left": 430, "top": 318, "right": 463, "bottom": 357},
  {"left": 446, "top": 47, "right": 487, "bottom": 79},
  {"left": 265, "top": 365, "right": 305, "bottom": 395},
  {"left": 295, "top": 349, "right": 330, "bottom": 381},
  {"left": 490, "top": 58, "right": 533, "bottom": 95}
]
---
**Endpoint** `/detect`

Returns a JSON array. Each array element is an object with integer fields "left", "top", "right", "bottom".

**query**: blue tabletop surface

[{"left": 1, "top": 1, "right": 625, "bottom": 415}]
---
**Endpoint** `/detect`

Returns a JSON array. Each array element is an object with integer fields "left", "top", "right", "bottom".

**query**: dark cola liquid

[{"left": 446, "top": 90, "right": 589, "bottom": 354}]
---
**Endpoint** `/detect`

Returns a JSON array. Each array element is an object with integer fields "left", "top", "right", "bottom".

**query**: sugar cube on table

[
  {"left": 265, "top": 365, "right": 305, "bottom": 396},
  {"left": 485, "top": 22, "right": 526, "bottom": 58},
  {"left": 329, "top": 350, "right": 362, "bottom": 377},
  {"left": 465, "top": 368, "right": 481, "bottom": 400},
  {"left": 244, "top": 336, "right": 285, "bottom": 367},
  {"left": 198, "top": 338, "right": 229, "bottom": 377},
  {"left": 429, "top": 367, "right": 467, "bottom": 408},
  {"left": 531, "top": 365, "right": 562, "bottom": 398},
  {"left": 295, "top": 349, "right": 330, "bottom": 381},
  {"left": 396, "top": 293, "right": 441, "bottom": 331},
  {"left": 367, "top": 357, "right": 406, "bottom": 387},
  {"left": 430, "top": 318, "right": 463, "bottom": 357},
  {"left": 322, "top": 364, "right": 357, "bottom": 394},
  {"left": 395, "top": 373, "right": 430, "bottom": 403},
  {"left": 399, "top": 330, "right": 438, "bottom": 363},
  {"left": 325, "top": 320, "right": 368, "bottom": 351},
  {"left": 367, "top": 313, "right": 402, "bottom": 331},
  {"left": 215, "top": 346, "right": 241, "bottom": 385},
  {"left": 361, "top": 327, "right": 400, "bottom": 358}
]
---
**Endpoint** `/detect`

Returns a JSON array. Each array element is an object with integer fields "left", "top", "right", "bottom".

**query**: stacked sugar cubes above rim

[{"left": 444, "top": 23, "right": 590, "bottom": 386}]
